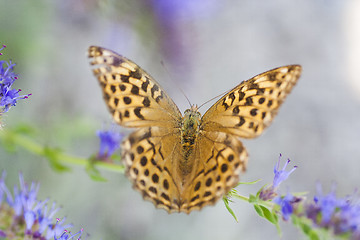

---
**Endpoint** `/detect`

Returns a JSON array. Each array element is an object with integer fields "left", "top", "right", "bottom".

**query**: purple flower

[
  {"left": 259, "top": 154, "right": 297, "bottom": 201},
  {"left": 96, "top": 127, "right": 123, "bottom": 159},
  {"left": 0, "top": 44, "right": 6, "bottom": 55},
  {"left": 304, "top": 183, "right": 360, "bottom": 238},
  {"left": 0, "top": 88, "right": 31, "bottom": 112},
  {"left": 273, "top": 154, "right": 297, "bottom": 188},
  {"left": 54, "top": 228, "right": 84, "bottom": 240},
  {"left": 333, "top": 199, "right": 360, "bottom": 235},
  {"left": 313, "top": 184, "right": 339, "bottom": 224},
  {"left": 0, "top": 171, "right": 84, "bottom": 239},
  {"left": 0, "top": 60, "right": 17, "bottom": 85},
  {"left": 0, "top": 45, "right": 31, "bottom": 114},
  {"left": 274, "top": 192, "right": 295, "bottom": 221}
]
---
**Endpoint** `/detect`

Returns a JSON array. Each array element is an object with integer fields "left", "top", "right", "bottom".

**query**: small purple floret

[
  {"left": 0, "top": 51, "right": 31, "bottom": 114},
  {"left": 273, "top": 154, "right": 297, "bottom": 188},
  {"left": 274, "top": 192, "right": 295, "bottom": 221},
  {"left": 313, "top": 184, "right": 339, "bottom": 224},
  {"left": 97, "top": 128, "right": 124, "bottom": 159},
  {"left": 259, "top": 154, "right": 297, "bottom": 201}
]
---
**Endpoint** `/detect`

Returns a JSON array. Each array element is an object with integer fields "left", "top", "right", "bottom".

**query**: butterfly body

[
  {"left": 88, "top": 46, "right": 301, "bottom": 213},
  {"left": 180, "top": 106, "right": 201, "bottom": 174}
]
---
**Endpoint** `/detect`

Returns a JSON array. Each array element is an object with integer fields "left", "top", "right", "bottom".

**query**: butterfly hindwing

[
  {"left": 121, "top": 126, "right": 184, "bottom": 213},
  {"left": 180, "top": 131, "right": 248, "bottom": 213}
]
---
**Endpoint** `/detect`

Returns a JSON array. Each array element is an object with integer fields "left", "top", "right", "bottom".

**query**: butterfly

[{"left": 88, "top": 46, "right": 301, "bottom": 213}]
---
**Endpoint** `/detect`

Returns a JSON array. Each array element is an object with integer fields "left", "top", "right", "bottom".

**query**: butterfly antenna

[
  {"left": 198, "top": 90, "right": 228, "bottom": 110},
  {"left": 160, "top": 60, "right": 192, "bottom": 108}
]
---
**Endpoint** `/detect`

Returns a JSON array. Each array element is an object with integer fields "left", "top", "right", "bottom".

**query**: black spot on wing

[
  {"left": 114, "top": 98, "right": 119, "bottom": 106},
  {"left": 222, "top": 100, "right": 229, "bottom": 110},
  {"left": 151, "top": 84, "right": 159, "bottom": 98},
  {"left": 142, "top": 77, "right": 150, "bottom": 92},
  {"left": 134, "top": 107, "right": 145, "bottom": 119},
  {"left": 161, "top": 193, "right": 170, "bottom": 201},
  {"left": 143, "top": 97, "right": 150, "bottom": 107},
  {"left": 256, "top": 88, "right": 265, "bottom": 95},
  {"left": 238, "top": 91, "right": 245, "bottom": 101},
  {"left": 236, "top": 116, "right": 245, "bottom": 127},
  {"left": 129, "top": 67, "right": 142, "bottom": 79},
  {"left": 155, "top": 91, "right": 164, "bottom": 103},
  {"left": 245, "top": 97, "right": 253, "bottom": 106},
  {"left": 123, "top": 97, "right": 131, "bottom": 104},
  {"left": 163, "top": 179, "right": 169, "bottom": 190},
  {"left": 131, "top": 85, "right": 139, "bottom": 95},
  {"left": 121, "top": 75, "right": 129, "bottom": 83},
  {"left": 232, "top": 106, "right": 240, "bottom": 115},
  {"left": 120, "top": 84, "right": 126, "bottom": 91},
  {"left": 258, "top": 97, "right": 265, "bottom": 104},
  {"left": 228, "top": 92, "right": 235, "bottom": 105}
]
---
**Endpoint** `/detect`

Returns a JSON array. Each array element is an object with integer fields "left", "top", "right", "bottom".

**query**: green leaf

[
  {"left": 223, "top": 197, "right": 238, "bottom": 222},
  {"left": 260, "top": 205, "right": 278, "bottom": 225},
  {"left": 253, "top": 204, "right": 281, "bottom": 235},
  {"left": 86, "top": 165, "right": 107, "bottom": 182},
  {"left": 254, "top": 204, "right": 265, "bottom": 217},
  {"left": 292, "top": 215, "right": 320, "bottom": 240},
  {"left": 236, "top": 179, "right": 262, "bottom": 186},
  {"left": 43, "top": 147, "right": 70, "bottom": 172},
  {"left": 12, "top": 123, "right": 36, "bottom": 135},
  {"left": 308, "top": 231, "right": 320, "bottom": 240},
  {"left": 86, "top": 156, "right": 107, "bottom": 182}
]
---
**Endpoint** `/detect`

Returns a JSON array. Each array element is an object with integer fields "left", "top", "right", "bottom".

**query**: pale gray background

[{"left": 1, "top": 0, "right": 360, "bottom": 239}]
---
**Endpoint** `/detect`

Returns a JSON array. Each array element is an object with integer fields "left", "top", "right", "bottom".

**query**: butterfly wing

[
  {"left": 88, "top": 46, "right": 182, "bottom": 128},
  {"left": 201, "top": 65, "right": 302, "bottom": 138},
  {"left": 179, "top": 131, "right": 248, "bottom": 213},
  {"left": 121, "top": 126, "right": 185, "bottom": 213},
  {"left": 89, "top": 46, "right": 186, "bottom": 212},
  {"left": 181, "top": 65, "right": 301, "bottom": 212}
]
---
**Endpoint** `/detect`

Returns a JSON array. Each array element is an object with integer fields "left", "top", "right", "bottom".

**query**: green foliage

[
  {"left": 225, "top": 182, "right": 281, "bottom": 235},
  {"left": 0, "top": 124, "right": 124, "bottom": 179},
  {"left": 43, "top": 146, "right": 70, "bottom": 172}
]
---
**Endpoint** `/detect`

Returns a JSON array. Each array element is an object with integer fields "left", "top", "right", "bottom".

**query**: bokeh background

[{"left": 1, "top": 0, "right": 360, "bottom": 239}]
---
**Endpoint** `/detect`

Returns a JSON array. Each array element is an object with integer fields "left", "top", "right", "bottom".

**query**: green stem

[
  {"left": 233, "top": 194, "right": 250, "bottom": 202},
  {"left": 0, "top": 129, "right": 124, "bottom": 173}
]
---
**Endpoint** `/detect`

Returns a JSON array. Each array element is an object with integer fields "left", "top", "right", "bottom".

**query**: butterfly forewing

[
  {"left": 201, "top": 65, "right": 301, "bottom": 138},
  {"left": 89, "top": 45, "right": 301, "bottom": 214},
  {"left": 88, "top": 46, "right": 182, "bottom": 128}
]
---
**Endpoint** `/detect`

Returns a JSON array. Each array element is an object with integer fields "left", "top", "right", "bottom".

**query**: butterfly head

[{"left": 182, "top": 105, "right": 201, "bottom": 134}]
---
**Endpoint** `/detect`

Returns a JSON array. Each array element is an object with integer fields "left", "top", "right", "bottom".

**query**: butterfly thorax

[{"left": 180, "top": 105, "right": 201, "bottom": 176}]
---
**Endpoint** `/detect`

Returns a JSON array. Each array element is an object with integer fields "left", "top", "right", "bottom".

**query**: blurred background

[{"left": 1, "top": 0, "right": 360, "bottom": 239}]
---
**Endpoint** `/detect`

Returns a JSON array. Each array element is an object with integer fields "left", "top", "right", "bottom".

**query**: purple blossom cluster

[
  {"left": 0, "top": 172, "right": 84, "bottom": 239},
  {"left": 260, "top": 154, "right": 360, "bottom": 239},
  {"left": 0, "top": 45, "right": 31, "bottom": 115},
  {"left": 306, "top": 185, "right": 360, "bottom": 238}
]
